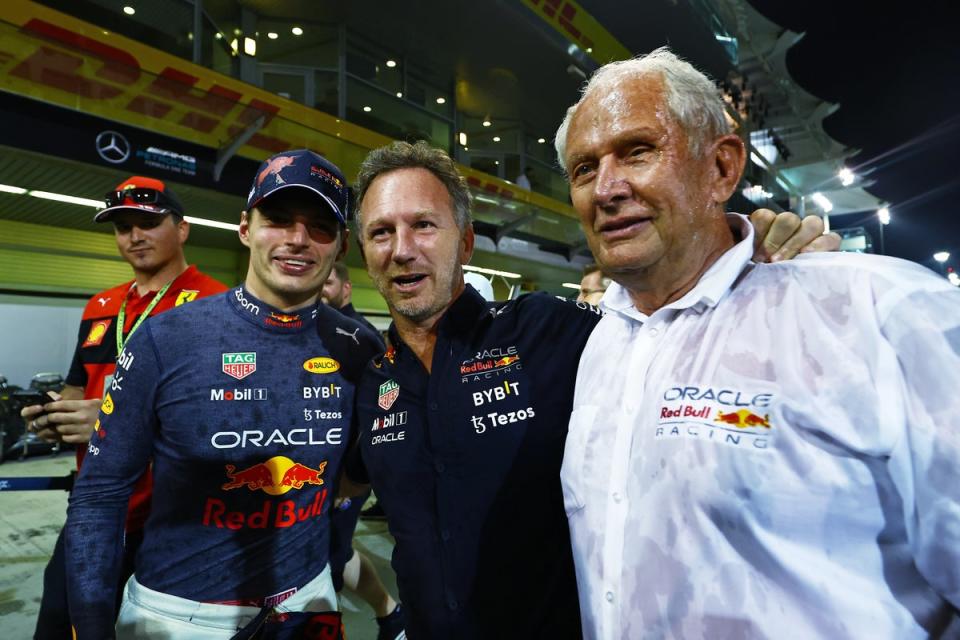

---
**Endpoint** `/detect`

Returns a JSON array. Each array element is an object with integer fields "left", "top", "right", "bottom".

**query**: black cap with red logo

[
  {"left": 95, "top": 176, "right": 185, "bottom": 223},
  {"left": 246, "top": 149, "right": 348, "bottom": 226}
]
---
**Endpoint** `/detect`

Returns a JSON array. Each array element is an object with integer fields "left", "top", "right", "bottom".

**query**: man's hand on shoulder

[{"left": 750, "top": 209, "right": 842, "bottom": 262}]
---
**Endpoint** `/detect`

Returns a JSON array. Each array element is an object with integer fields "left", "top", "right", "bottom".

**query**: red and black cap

[
  {"left": 246, "top": 149, "right": 349, "bottom": 225},
  {"left": 94, "top": 176, "right": 185, "bottom": 223}
]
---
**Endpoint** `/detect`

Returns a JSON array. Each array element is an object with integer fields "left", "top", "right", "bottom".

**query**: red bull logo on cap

[{"left": 222, "top": 456, "right": 327, "bottom": 495}]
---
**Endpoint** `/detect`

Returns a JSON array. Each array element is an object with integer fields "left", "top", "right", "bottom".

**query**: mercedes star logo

[{"left": 95, "top": 130, "right": 131, "bottom": 164}]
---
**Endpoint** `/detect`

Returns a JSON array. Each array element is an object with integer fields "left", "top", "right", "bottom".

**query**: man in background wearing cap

[
  {"left": 63, "top": 151, "right": 382, "bottom": 639},
  {"left": 21, "top": 175, "right": 226, "bottom": 639}
]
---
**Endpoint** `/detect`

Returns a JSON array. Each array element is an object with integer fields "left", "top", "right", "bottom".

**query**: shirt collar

[
  {"left": 599, "top": 213, "right": 754, "bottom": 322},
  {"left": 126, "top": 265, "right": 199, "bottom": 302},
  {"left": 228, "top": 284, "right": 317, "bottom": 331},
  {"left": 386, "top": 284, "right": 488, "bottom": 358}
]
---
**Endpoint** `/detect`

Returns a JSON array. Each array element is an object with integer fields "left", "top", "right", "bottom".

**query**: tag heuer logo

[
  {"left": 223, "top": 352, "right": 256, "bottom": 380},
  {"left": 378, "top": 380, "right": 399, "bottom": 410}
]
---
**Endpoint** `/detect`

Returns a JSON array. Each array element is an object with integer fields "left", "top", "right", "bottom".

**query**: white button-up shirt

[{"left": 562, "top": 215, "right": 960, "bottom": 639}]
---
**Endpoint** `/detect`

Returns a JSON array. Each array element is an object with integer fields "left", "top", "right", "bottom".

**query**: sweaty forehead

[{"left": 567, "top": 74, "right": 670, "bottom": 152}]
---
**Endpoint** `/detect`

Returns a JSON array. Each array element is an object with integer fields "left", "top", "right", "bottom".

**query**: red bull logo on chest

[
  {"left": 655, "top": 383, "right": 776, "bottom": 450},
  {"left": 221, "top": 456, "right": 327, "bottom": 495}
]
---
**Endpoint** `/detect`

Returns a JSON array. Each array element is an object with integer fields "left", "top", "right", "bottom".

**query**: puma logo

[
  {"left": 336, "top": 327, "right": 360, "bottom": 345},
  {"left": 97, "top": 297, "right": 110, "bottom": 307}
]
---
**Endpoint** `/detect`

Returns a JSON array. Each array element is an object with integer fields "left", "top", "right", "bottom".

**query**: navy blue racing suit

[{"left": 64, "top": 286, "right": 381, "bottom": 639}]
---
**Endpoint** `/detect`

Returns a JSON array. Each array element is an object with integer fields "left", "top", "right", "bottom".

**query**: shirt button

[
  {"left": 605, "top": 591, "right": 614, "bottom": 603},
  {"left": 649, "top": 327, "right": 659, "bottom": 336},
  {"left": 441, "top": 529, "right": 451, "bottom": 542},
  {"left": 435, "top": 461, "right": 445, "bottom": 473},
  {"left": 612, "top": 492, "right": 622, "bottom": 503},
  {"left": 446, "top": 593, "right": 459, "bottom": 610},
  {"left": 430, "top": 402, "right": 439, "bottom": 410}
]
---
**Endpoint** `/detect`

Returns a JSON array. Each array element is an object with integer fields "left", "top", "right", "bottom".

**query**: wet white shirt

[{"left": 562, "top": 216, "right": 960, "bottom": 639}]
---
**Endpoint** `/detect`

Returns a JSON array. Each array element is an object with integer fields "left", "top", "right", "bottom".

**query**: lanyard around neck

[{"left": 116, "top": 280, "right": 173, "bottom": 354}]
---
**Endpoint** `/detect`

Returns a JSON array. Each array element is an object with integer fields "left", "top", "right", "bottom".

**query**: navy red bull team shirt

[
  {"left": 345, "top": 285, "right": 601, "bottom": 639},
  {"left": 64, "top": 286, "right": 381, "bottom": 639}
]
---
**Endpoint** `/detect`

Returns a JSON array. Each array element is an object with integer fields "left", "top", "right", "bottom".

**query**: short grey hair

[
  {"left": 555, "top": 47, "right": 731, "bottom": 171},
  {"left": 354, "top": 140, "right": 472, "bottom": 236}
]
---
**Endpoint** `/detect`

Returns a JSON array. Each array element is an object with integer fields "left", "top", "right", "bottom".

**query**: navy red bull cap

[
  {"left": 94, "top": 176, "right": 185, "bottom": 223},
  {"left": 246, "top": 149, "right": 349, "bottom": 226}
]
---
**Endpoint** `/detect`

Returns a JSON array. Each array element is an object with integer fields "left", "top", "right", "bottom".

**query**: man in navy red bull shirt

[{"left": 64, "top": 150, "right": 381, "bottom": 639}]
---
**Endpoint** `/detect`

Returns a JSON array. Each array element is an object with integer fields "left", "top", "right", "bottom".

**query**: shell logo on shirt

[
  {"left": 82, "top": 319, "right": 112, "bottom": 347},
  {"left": 303, "top": 357, "right": 340, "bottom": 374}
]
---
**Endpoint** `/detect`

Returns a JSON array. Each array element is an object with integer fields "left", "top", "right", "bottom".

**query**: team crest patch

[
  {"left": 378, "top": 380, "right": 399, "bottom": 410},
  {"left": 101, "top": 393, "right": 115, "bottom": 415},
  {"left": 175, "top": 290, "right": 199, "bottom": 306},
  {"left": 655, "top": 384, "right": 776, "bottom": 451},
  {"left": 223, "top": 352, "right": 257, "bottom": 380},
  {"left": 82, "top": 319, "right": 112, "bottom": 347}
]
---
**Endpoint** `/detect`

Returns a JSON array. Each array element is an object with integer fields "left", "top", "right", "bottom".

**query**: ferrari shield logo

[
  {"left": 223, "top": 352, "right": 256, "bottom": 380},
  {"left": 378, "top": 380, "right": 399, "bottom": 410},
  {"left": 175, "top": 290, "right": 199, "bottom": 306}
]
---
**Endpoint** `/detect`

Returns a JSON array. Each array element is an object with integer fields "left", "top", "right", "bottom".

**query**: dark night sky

[{"left": 746, "top": 0, "right": 960, "bottom": 273}]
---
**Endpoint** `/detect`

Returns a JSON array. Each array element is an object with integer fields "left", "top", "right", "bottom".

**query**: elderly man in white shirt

[{"left": 554, "top": 46, "right": 960, "bottom": 639}]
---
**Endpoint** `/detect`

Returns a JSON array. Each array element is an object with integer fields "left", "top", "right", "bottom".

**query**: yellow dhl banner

[
  {"left": 0, "top": 0, "right": 389, "bottom": 164},
  {"left": 521, "top": 0, "right": 630, "bottom": 65},
  {"left": 0, "top": 1, "right": 577, "bottom": 219}
]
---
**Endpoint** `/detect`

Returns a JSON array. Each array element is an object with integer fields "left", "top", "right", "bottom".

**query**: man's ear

[
  {"left": 710, "top": 134, "right": 746, "bottom": 204},
  {"left": 460, "top": 223, "right": 476, "bottom": 265},
  {"left": 176, "top": 217, "right": 190, "bottom": 245},
  {"left": 238, "top": 210, "right": 251, "bottom": 248}
]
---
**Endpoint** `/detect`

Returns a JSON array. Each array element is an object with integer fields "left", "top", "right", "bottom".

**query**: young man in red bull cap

[
  {"left": 21, "top": 175, "right": 226, "bottom": 639},
  {"left": 559, "top": 47, "right": 960, "bottom": 638},
  {"left": 63, "top": 150, "right": 383, "bottom": 639}
]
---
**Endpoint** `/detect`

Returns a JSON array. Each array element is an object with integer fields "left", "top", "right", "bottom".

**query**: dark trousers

[{"left": 34, "top": 526, "right": 142, "bottom": 639}]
